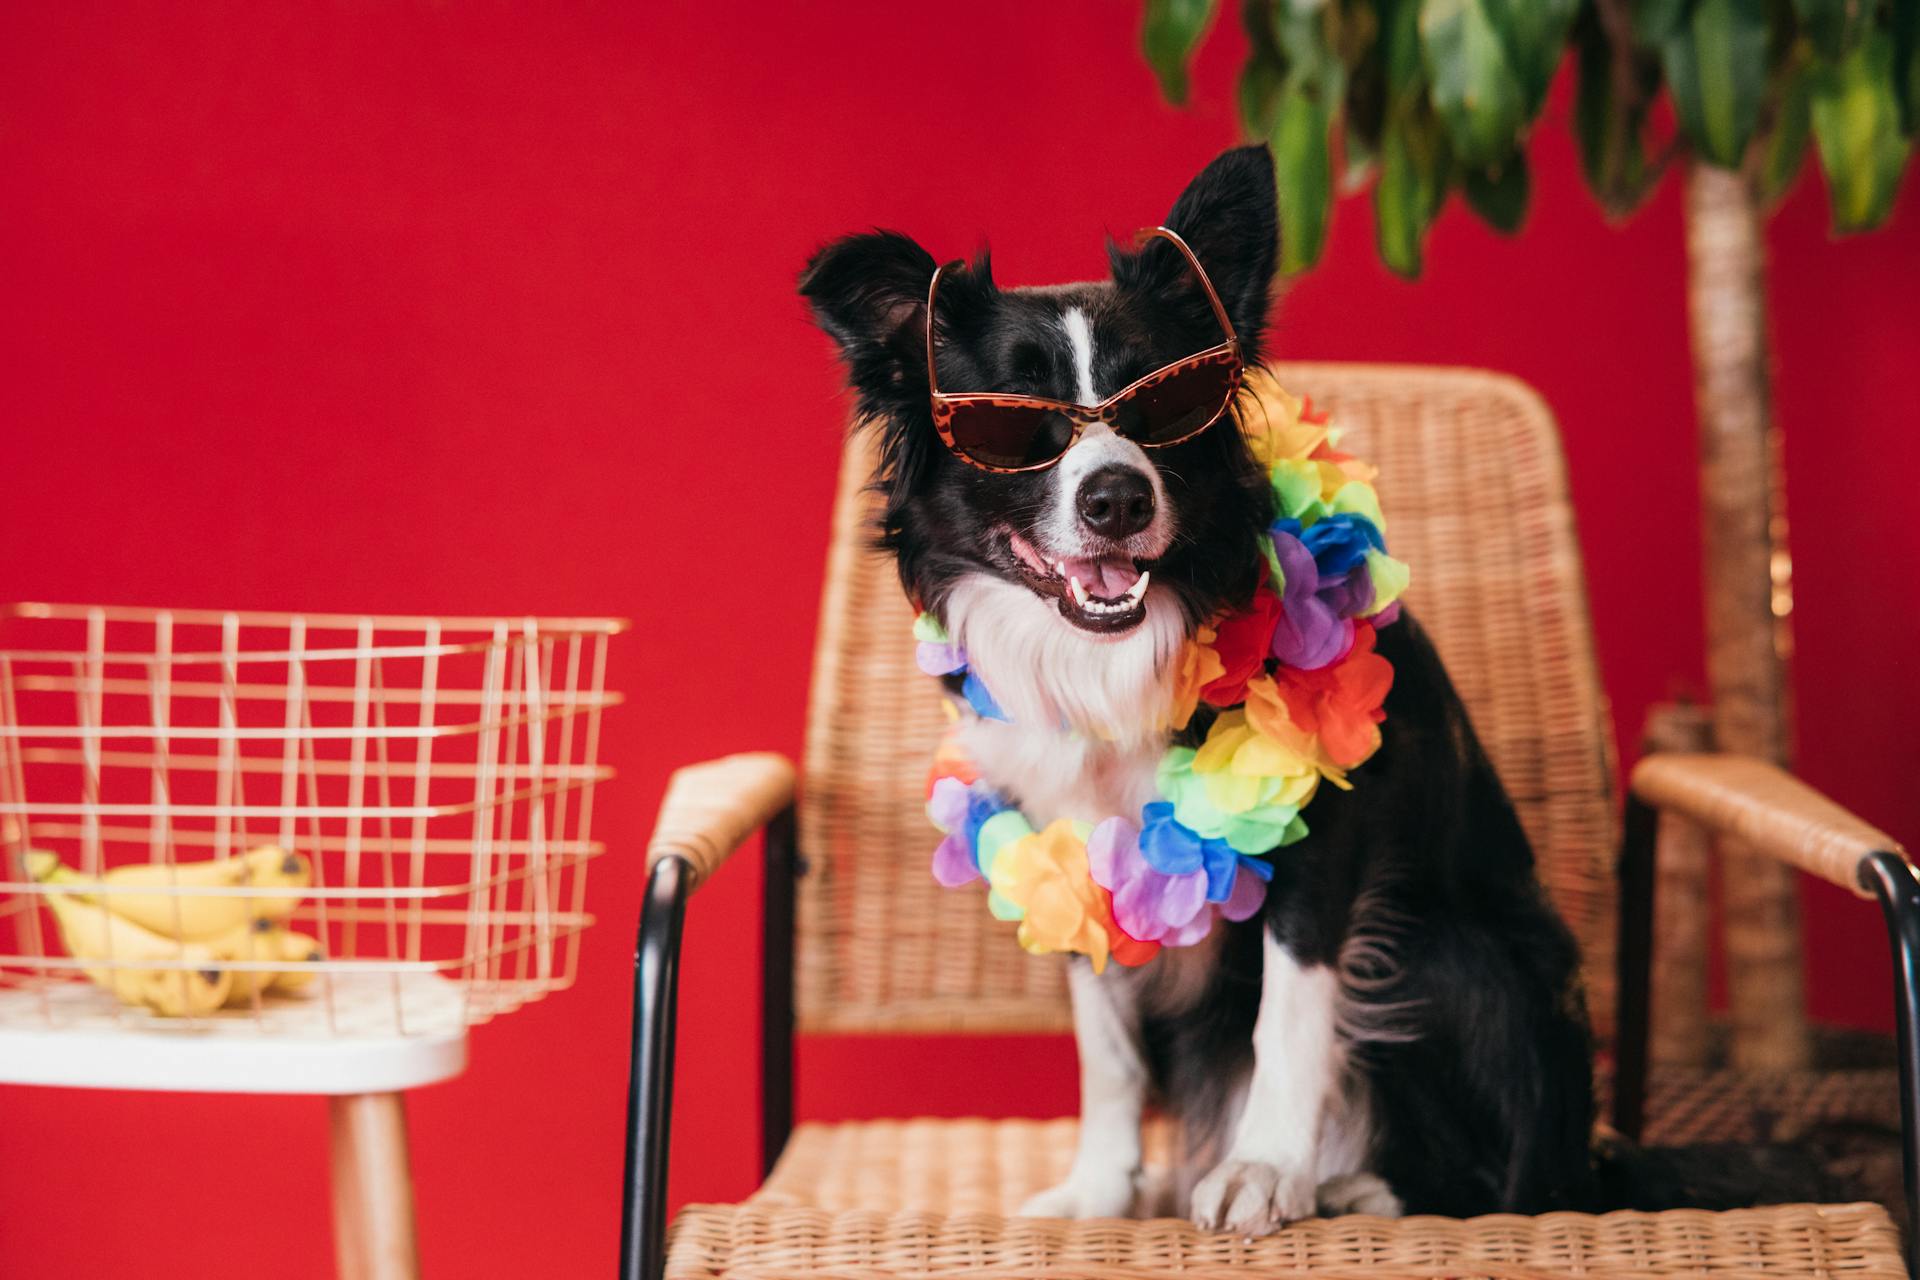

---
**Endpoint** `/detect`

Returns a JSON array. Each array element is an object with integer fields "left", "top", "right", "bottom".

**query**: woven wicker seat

[
  {"left": 665, "top": 1119, "right": 1903, "bottom": 1280},
  {"left": 627, "top": 364, "right": 1916, "bottom": 1280}
]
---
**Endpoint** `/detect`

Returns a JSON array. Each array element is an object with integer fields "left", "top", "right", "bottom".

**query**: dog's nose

[{"left": 1076, "top": 466, "right": 1155, "bottom": 539}]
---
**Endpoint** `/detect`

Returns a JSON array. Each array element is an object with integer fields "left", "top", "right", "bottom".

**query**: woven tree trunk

[{"left": 1681, "top": 160, "right": 1809, "bottom": 1071}]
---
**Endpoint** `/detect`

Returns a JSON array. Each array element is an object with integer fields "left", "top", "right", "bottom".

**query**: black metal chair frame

[{"left": 618, "top": 793, "right": 1920, "bottom": 1280}]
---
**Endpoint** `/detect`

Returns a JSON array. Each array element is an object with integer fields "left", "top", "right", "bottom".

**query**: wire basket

[{"left": 0, "top": 602, "right": 622, "bottom": 1040}]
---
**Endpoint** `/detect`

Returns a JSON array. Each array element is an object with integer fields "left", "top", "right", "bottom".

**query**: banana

[
  {"left": 204, "top": 918, "right": 283, "bottom": 1007},
  {"left": 40, "top": 886, "right": 232, "bottom": 1017},
  {"left": 25, "top": 846, "right": 311, "bottom": 941},
  {"left": 269, "top": 929, "right": 325, "bottom": 993},
  {"left": 204, "top": 920, "right": 327, "bottom": 1006}
]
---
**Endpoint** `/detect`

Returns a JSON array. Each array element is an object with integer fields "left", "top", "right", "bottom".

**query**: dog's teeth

[
  {"left": 1068, "top": 576, "right": 1090, "bottom": 606},
  {"left": 1053, "top": 560, "right": 1065, "bottom": 576},
  {"left": 1124, "top": 570, "right": 1151, "bottom": 603}
]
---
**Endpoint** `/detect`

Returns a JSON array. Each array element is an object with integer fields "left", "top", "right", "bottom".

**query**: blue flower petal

[
  {"left": 1139, "top": 808, "right": 1206, "bottom": 875},
  {"left": 1236, "top": 853, "right": 1276, "bottom": 883},
  {"left": 962, "top": 672, "right": 1009, "bottom": 722},
  {"left": 1300, "top": 514, "right": 1384, "bottom": 576},
  {"left": 1201, "top": 841, "right": 1240, "bottom": 901}
]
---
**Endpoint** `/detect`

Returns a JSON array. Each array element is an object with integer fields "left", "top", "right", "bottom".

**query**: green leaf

[
  {"left": 1381, "top": 0, "right": 1425, "bottom": 88},
  {"left": 1375, "top": 107, "right": 1450, "bottom": 276},
  {"left": 1661, "top": 0, "right": 1769, "bottom": 166},
  {"left": 1632, "top": 0, "right": 1692, "bottom": 46},
  {"left": 1790, "top": 0, "right": 1871, "bottom": 61},
  {"left": 1341, "top": 0, "right": 1390, "bottom": 155},
  {"left": 1420, "top": 0, "right": 1529, "bottom": 169},
  {"left": 1270, "top": 1, "right": 1346, "bottom": 84},
  {"left": 1810, "top": 28, "right": 1915, "bottom": 230},
  {"left": 1758, "top": 53, "right": 1814, "bottom": 205},
  {"left": 1573, "top": 4, "right": 1661, "bottom": 214},
  {"left": 1483, "top": 0, "right": 1581, "bottom": 114},
  {"left": 1143, "top": 0, "right": 1221, "bottom": 106},
  {"left": 1240, "top": 49, "right": 1288, "bottom": 135},
  {"left": 1271, "top": 80, "right": 1336, "bottom": 272},
  {"left": 1463, "top": 149, "right": 1531, "bottom": 232},
  {"left": 1895, "top": 0, "right": 1920, "bottom": 135}
]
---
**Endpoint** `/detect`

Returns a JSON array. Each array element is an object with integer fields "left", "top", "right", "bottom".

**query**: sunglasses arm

[
  {"left": 1135, "top": 226, "right": 1241, "bottom": 359},
  {"left": 924, "top": 261, "right": 956, "bottom": 398}
]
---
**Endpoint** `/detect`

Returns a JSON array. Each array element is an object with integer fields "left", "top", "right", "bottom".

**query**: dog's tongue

[{"left": 1060, "top": 555, "right": 1142, "bottom": 600}]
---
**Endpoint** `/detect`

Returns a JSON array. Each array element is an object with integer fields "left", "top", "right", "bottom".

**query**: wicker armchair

[{"left": 621, "top": 365, "right": 1918, "bottom": 1280}]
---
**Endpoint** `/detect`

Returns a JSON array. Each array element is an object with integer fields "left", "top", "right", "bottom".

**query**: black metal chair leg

[
  {"left": 761, "top": 804, "right": 797, "bottom": 1179},
  {"left": 621, "top": 856, "right": 691, "bottom": 1280},
  {"left": 1613, "top": 793, "right": 1658, "bottom": 1142},
  {"left": 1861, "top": 850, "right": 1920, "bottom": 1276}
]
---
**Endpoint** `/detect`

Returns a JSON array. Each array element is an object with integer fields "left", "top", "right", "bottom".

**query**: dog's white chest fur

[{"left": 946, "top": 572, "right": 1187, "bottom": 824}]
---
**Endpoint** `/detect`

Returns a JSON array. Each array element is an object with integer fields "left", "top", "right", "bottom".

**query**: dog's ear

[
  {"left": 1114, "top": 144, "right": 1279, "bottom": 359},
  {"left": 800, "top": 231, "right": 1000, "bottom": 430},
  {"left": 799, "top": 230, "right": 935, "bottom": 356}
]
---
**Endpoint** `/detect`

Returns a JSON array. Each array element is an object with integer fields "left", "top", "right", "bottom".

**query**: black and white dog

[{"left": 799, "top": 145, "right": 1596, "bottom": 1231}]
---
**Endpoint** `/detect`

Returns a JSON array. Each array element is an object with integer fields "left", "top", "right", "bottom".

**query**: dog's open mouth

[{"left": 1006, "top": 531, "right": 1150, "bottom": 633}]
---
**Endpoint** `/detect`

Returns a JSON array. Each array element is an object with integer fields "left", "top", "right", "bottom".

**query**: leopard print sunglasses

[{"left": 925, "top": 225, "right": 1244, "bottom": 474}]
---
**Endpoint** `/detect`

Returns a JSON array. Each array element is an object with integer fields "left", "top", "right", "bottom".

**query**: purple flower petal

[
  {"left": 1161, "top": 910, "right": 1217, "bottom": 947},
  {"left": 928, "top": 776, "right": 975, "bottom": 833},
  {"left": 1220, "top": 866, "right": 1268, "bottom": 921},
  {"left": 1114, "top": 865, "right": 1212, "bottom": 941},
  {"left": 932, "top": 831, "right": 981, "bottom": 886},
  {"left": 1272, "top": 597, "right": 1352, "bottom": 670},
  {"left": 1318, "top": 564, "right": 1375, "bottom": 620},
  {"left": 916, "top": 640, "right": 968, "bottom": 676},
  {"left": 1086, "top": 817, "right": 1141, "bottom": 890},
  {"left": 1271, "top": 527, "right": 1319, "bottom": 599}
]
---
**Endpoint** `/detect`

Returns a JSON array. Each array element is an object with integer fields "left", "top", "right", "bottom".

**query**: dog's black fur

[
  {"left": 798, "top": 146, "right": 1825, "bottom": 1219},
  {"left": 1147, "top": 613, "right": 1597, "bottom": 1214}
]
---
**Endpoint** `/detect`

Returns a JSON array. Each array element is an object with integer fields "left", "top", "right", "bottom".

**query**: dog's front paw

[
  {"left": 1190, "top": 1159, "right": 1316, "bottom": 1234},
  {"left": 1018, "top": 1168, "right": 1138, "bottom": 1220}
]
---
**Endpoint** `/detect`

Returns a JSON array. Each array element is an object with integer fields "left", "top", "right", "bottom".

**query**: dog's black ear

[
  {"left": 799, "top": 230, "right": 935, "bottom": 355},
  {"left": 799, "top": 231, "right": 998, "bottom": 426},
  {"left": 1114, "top": 144, "right": 1279, "bottom": 358}
]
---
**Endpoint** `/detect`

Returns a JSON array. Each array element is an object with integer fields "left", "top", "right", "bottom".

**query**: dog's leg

[
  {"left": 1018, "top": 959, "right": 1146, "bottom": 1219},
  {"left": 1190, "top": 930, "right": 1340, "bottom": 1233}
]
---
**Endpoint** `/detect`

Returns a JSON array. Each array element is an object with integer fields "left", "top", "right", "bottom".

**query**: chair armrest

[
  {"left": 624, "top": 751, "right": 795, "bottom": 1280},
  {"left": 1621, "top": 752, "right": 1920, "bottom": 1266},
  {"left": 645, "top": 752, "right": 797, "bottom": 890},
  {"left": 1631, "top": 752, "right": 1907, "bottom": 898}
]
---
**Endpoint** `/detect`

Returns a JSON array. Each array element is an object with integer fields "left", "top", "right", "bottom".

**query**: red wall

[{"left": 1, "top": 5, "right": 1915, "bottom": 1277}]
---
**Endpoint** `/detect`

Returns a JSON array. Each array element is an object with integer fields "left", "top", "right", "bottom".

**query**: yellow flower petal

[
  {"left": 1167, "top": 628, "right": 1225, "bottom": 731},
  {"left": 1231, "top": 731, "right": 1315, "bottom": 780},
  {"left": 1239, "top": 368, "right": 1327, "bottom": 464},
  {"left": 1202, "top": 768, "right": 1268, "bottom": 814},
  {"left": 1192, "top": 716, "right": 1252, "bottom": 773}
]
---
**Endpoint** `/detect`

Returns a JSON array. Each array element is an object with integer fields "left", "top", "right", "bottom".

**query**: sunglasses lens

[
  {"left": 1117, "top": 358, "right": 1239, "bottom": 446},
  {"left": 948, "top": 403, "right": 1077, "bottom": 470}
]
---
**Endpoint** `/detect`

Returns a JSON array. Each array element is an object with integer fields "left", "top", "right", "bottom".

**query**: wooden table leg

[{"left": 330, "top": 1092, "right": 421, "bottom": 1280}]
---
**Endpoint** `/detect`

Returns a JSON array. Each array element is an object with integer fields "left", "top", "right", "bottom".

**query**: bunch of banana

[{"left": 24, "top": 846, "right": 325, "bottom": 1017}]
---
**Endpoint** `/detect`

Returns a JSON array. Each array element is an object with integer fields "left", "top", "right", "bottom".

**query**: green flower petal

[
  {"left": 1270, "top": 460, "right": 1328, "bottom": 523},
  {"left": 1364, "top": 550, "right": 1410, "bottom": 614},
  {"left": 1330, "top": 480, "right": 1386, "bottom": 532},
  {"left": 977, "top": 809, "right": 1032, "bottom": 874}
]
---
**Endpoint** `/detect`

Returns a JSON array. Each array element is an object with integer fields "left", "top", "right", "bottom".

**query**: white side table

[{"left": 0, "top": 976, "right": 469, "bottom": 1280}]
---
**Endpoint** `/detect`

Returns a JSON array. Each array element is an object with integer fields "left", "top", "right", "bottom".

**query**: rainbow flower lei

[{"left": 920, "top": 369, "right": 1409, "bottom": 971}]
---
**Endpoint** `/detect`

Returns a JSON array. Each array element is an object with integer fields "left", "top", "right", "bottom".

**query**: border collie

[{"left": 798, "top": 145, "right": 1596, "bottom": 1231}]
